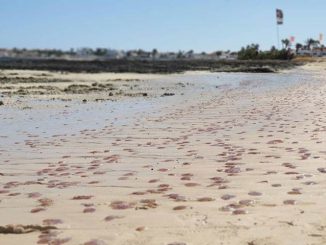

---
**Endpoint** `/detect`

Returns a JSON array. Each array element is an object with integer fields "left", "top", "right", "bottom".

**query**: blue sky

[{"left": 0, "top": 0, "right": 325, "bottom": 52}]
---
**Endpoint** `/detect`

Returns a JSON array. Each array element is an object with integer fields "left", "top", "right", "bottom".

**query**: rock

[
  {"left": 232, "top": 209, "right": 248, "bottom": 215},
  {"left": 161, "top": 93, "right": 175, "bottom": 97},
  {"left": 135, "top": 226, "right": 146, "bottom": 232},
  {"left": 0, "top": 224, "right": 56, "bottom": 234},
  {"left": 84, "top": 239, "right": 107, "bottom": 245},
  {"left": 317, "top": 168, "right": 326, "bottom": 173},
  {"left": 283, "top": 200, "right": 297, "bottom": 205},
  {"left": 221, "top": 194, "right": 236, "bottom": 200}
]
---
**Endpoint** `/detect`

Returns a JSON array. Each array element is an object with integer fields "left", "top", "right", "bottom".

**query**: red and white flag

[
  {"left": 276, "top": 9, "right": 284, "bottom": 25},
  {"left": 290, "top": 36, "right": 295, "bottom": 44}
]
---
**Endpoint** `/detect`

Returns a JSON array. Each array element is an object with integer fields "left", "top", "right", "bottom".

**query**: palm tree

[
  {"left": 306, "top": 38, "right": 320, "bottom": 50},
  {"left": 215, "top": 51, "right": 222, "bottom": 56},
  {"left": 151, "top": 49, "right": 158, "bottom": 59},
  {"left": 177, "top": 51, "right": 183, "bottom": 59},
  {"left": 186, "top": 50, "right": 194, "bottom": 58},
  {"left": 295, "top": 43, "right": 303, "bottom": 52},
  {"left": 281, "top": 39, "right": 290, "bottom": 49}
]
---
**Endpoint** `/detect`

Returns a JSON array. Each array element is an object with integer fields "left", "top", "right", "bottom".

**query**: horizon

[{"left": 1, "top": 0, "right": 325, "bottom": 52}]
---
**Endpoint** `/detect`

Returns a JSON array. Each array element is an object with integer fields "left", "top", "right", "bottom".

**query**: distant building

[
  {"left": 0, "top": 49, "right": 10, "bottom": 58},
  {"left": 219, "top": 51, "right": 238, "bottom": 60},
  {"left": 75, "top": 48, "right": 95, "bottom": 59},
  {"left": 103, "top": 49, "right": 125, "bottom": 60},
  {"left": 297, "top": 48, "right": 326, "bottom": 57},
  {"left": 125, "top": 50, "right": 152, "bottom": 60},
  {"left": 158, "top": 52, "right": 178, "bottom": 60}
]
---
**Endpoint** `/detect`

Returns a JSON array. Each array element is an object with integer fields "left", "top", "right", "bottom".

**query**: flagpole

[{"left": 277, "top": 24, "right": 280, "bottom": 49}]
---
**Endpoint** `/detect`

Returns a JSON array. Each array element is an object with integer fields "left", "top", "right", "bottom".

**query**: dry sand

[{"left": 0, "top": 64, "right": 325, "bottom": 245}]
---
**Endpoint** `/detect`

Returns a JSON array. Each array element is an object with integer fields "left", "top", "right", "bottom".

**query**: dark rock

[{"left": 161, "top": 93, "right": 175, "bottom": 97}]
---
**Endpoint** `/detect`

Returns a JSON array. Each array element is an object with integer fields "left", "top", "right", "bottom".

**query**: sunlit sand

[{"left": 0, "top": 63, "right": 325, "bottom": 244}]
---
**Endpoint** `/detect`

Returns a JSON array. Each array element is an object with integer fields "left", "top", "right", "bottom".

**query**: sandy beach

[{"left": 0, "top": 63, "right": 326, "bottom": 245}]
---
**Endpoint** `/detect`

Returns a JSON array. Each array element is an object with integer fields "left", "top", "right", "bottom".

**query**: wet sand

[{"left": 0, "top": 64, "right": 326, "bottom": 245}]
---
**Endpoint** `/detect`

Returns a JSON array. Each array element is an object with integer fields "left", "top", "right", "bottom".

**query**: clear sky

[{"left": 1, "top": 0, "right": 325, "bottom": 52}]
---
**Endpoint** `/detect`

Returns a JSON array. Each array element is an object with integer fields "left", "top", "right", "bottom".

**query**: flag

[
  {"left": 290, "top": 36, "right": 295, "bottom": 44},
  {"left": 276, "top": 9, "right": 284, "bottom": 25}
]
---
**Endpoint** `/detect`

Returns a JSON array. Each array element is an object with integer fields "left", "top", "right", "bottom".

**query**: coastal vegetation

[
  {"left": 0, "top": 59, "right": 296, "bottom": 74},
  {"left": 238, "top": 44, "right": 293, "bottom": 60}
]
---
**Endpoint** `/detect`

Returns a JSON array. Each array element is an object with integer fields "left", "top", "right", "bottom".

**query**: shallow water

[{"left": 0, "top": 69, "right": 313, "bottom": 148}]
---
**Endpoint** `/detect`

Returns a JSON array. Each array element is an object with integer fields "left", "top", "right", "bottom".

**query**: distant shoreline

[{"left": 0, "top": 58, "right": 300, "bottom": 74}]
